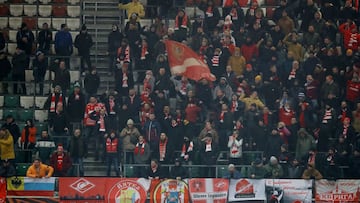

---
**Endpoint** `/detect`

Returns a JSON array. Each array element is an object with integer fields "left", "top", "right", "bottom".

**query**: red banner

[
  {"left": 150, "top": 179, "right": 190, "bottom": 203},
  {"left": 315, "top": 179, "right": 360, "bottom": 202},
  {"left": 188, "top": 178, "right": 229, "bottom": 203},
  {"left": 58, "top": 178, "right": 150, "bottom": 203}
]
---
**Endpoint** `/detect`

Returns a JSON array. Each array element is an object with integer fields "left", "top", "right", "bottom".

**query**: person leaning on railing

[{"left": 26, "top": 158, "right": 54, "bottom": 178}]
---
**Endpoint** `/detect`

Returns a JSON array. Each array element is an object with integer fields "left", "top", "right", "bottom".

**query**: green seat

[
  {"left": 241, "top": 166, "right": 251, "bottom": 177},
  {"left": 4, "top": 95, "right": 20, "bottom": 108},
  {"left": 189, "top": 166, "right": 201, "bottom": 178},
  {"left": 243, "top": 151, "right": 263, "bottom": 165},
  {"left": 18, "top": 109, "right": 34, "bottom": 122},
  {"left": 16, "top": 163, "right": 31, "bottom": 176},
  {"left": 217, "top": 166, "right": 228, "bottom": 178},
  {"left": 36, "top": 122, "right": 48, "bottom": 135},
  {"left": 124, "top": 165, "right": 135, "bottom": 177},
  {"left": 3, "top": 109, "right": 19, "bottom": 120}
]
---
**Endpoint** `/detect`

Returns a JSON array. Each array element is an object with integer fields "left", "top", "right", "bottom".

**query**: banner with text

[
  {"left": 150, "top": 179, "right": 190, "bottom": 203},
  {"left": 59, "top": 178, "right": 150, "bottom": 203},
  {"left": 188, "top": 178, "right": 229, "bottom": 203},
  {"left": 265, "top": 179, "right": 313, "bottom": 203},
  {"left": 228, "top": 179, "right": 266, "bottom": 202},
  {"left": 315, "top": 179, "right": 360, "bottom": 202}
]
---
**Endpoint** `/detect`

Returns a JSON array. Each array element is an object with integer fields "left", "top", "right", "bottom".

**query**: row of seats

[
  {"left": 5, "top": 41, "right": 82, "bottom": 56},
  {"left": 0, "top": 95, "right": 47, "bottom": 109},
  {"left": 0, "top": 16, "right": 80, "bottom": 30},
  {"left": 0, "top": 108, "right": 48, "bottom": 122},
  {"left": 0, "top": 0, "right": 80, "bottom": 4},
  {"left": 0, "top": 4, "right": 81, "bottom": 17}
]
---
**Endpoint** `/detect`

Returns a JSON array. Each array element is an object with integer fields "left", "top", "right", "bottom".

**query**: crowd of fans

[{"left": 1, "top": 0, "right": 360, "bottom": 180}]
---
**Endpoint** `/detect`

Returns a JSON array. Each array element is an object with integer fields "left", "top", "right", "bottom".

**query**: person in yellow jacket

[
  {"left": 227, "top": 47, "right": 246, "bottom": 77},
  {"left": 0, "top": 127, "right": 15, "bottom": 161},
  {"left": 240, "top": 91, "right": 265, "bottom": 110},
  {"left": 118, "top": 0, "right": 145, "bottom": 19},
  {"left": 26, "top": 158, "right": 54, "bottom": 178}
]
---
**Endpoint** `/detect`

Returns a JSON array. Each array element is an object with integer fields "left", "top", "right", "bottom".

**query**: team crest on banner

[
  {"left": 151, "top": 179, "right": 189, "bottom": 203},
  {"left": 228, "top": 179, "right": 266, "bottom": 202},
  {"left": 107, "top": 179, "right": 148, "bottom": 203},
  {"left": 188, "top": 178, "right": 229, "bottom": 203},
  {"left": 315, "top": 179, "right": 360, "bottom": 202}
]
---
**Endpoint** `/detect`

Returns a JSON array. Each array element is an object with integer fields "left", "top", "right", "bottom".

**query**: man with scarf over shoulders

[
  {"left": 142, "top": 112, "right": 161, "bottom": 157},
  {"left": 156, "top": 133, "right": 172, "bottom": 165},
  {"left": 104, "top": 130, "right": 121, "bottom": 177},
  {"left": 44, "top": 85, "right": 66, "bottom": 116},
  {"left": 174, "top": 9, "right": 190, "bottom": 42},
  {"left": 83, "top": 96, "right": 105, "bottom": 148},
  {"left": 90, "top": 108, "right": 111, "bottom": 161},
  {"left": 50, "top": 144, "right": 72, "bottom": 177},
  {"left": 200, "top": 133, "right": 218, "bottom": 178},
  {"left": 134, "top": 135, "right": 150, "bottom": 177}
]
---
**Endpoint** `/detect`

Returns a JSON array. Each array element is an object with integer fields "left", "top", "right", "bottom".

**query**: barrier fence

[{"left": 3, "top": 177, "right": 360, "bottom": 202}]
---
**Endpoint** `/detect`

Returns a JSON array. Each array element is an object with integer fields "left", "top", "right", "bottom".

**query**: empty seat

[
  {"left": 0, "top": 4, "right": 9, "bottom": 16},
  {"left": 0, "top": 110, "right": 2, "bottom": 120},
  {"left": 35, "top": 96, "right": 47, "bottom": 108},
  {"left": 4, "top": 95, "right": 20, "bottom": 108},
  {"left": 217, "top": 166, "right": 228, "bottom": 178},
  {"left": 16, "top": 163, "right": 31, "bottom": 176},
  {"left": 6, "top": 42, "right": 17, "bottom": 54},
  {"left": 52, "top": 0, "right": 66, "bottom": 3},
  {"left": 3, "top": 109, "right": 18, "bottom": 120},
  {"left": 39, "top": 0, "right": 51, "bottom": 4},
  {"left": 0, "top": 96, "right": 3, "bottom": 107},
  {"left": 9, "top": 17, "right": 23, "bottom": 29},
  {"left": 69, "top": 31, "right": 77, "bottom": 42},
  {"left": 25, "top": 69, "right": 34, "bottom": 82},
  {"left": 36, "top": 122, "right": 48, "bottom": 135},
  {"left": 37, "top": 17, "right": 51, "bottom": 29},
  {"left": 69, "top": 70, "right": 80, "bottom": 83},
  {"left": 124, "top": 165, "right": 135, "bottom": 177},
  {"left": 20, "top": 96, "right": 35, "bottom": 108},
  {"left": 8, "top": 30, "right": 17, "bottom": 42},
  {"left": 0, "top": 17, "right": 8, "bottom": 28},
  {"left": 38, "top": 5, "right": 51, "bottom": 17},
  {"left": 66, "top": 18, "right": 80, "bottom": 30},
  {"left": 70, "top": 56, "right": 80, "bottom": 69},
  {"left": 44, "top": 70, "right": 55, "bottom": 81},
  {"left": 51, "top": 17, "right": 66, "bottom": 30},
  {"left": 67, "top": 5, "right": 80, "bottom": 17},
  {"left": 18, "top": 109, "right": 34, "bottom": 121},
  {"left": 68, "top": 0, "right": 79, "bottom": 5},
  {"left": 34, "top": 109, "right": 48, "bottom": 122},
  {"left": 22, "top": 17, "right": 37, "bottom": 30},
  {"left": 10, "top": 4, "right": 23, "bottom": 17},
  {"left": 24, "top": 0, "right": 37, "bottom": 3},
  {"left": 23, "top": 5, "right": 37, "bottom": 16},
  {"left": 52, "top": 5, "right": 67, "bottom": 17}
]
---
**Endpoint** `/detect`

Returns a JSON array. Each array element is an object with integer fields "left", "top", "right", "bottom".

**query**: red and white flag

[
  {"left": 164, "top": 40, "right": 216, "bottom": 82},
  {"left": 188, "top": 178, "right": 229, "bottom": 203}
]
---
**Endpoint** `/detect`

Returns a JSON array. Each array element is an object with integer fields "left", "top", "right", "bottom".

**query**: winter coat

[
  {"left": 53, "top": 68, "right": 70, "bottom": 90},
  {"left": 12, "top": 51, "right": 28, "bottom": 75},
  {"left": 0, "top": 55, "right": 11, "bottom": 80},
  {"left": 37, "top": 29, "right": 52, "bottom": 52},
  {"left": 133, "top": 142, "right": 150, "bottom": 164},
  {"left": 48, "top": 111, "right": 70, "bottom": 133},
  {"left": 228, "top": 137, "right": 243, "bottom": 158},
  {"left": 66, "top": 91, "right": 86, "bottom": 122},
  {"left": 119, "top": 127, "right": 141, "bottom": 151},
  {"left": 32, "top": 57, "right": 48, "bottom": 82},
  {"left": 227, "top": 48, "right": 246, "bottom": 76},
  {"left": 1, "top": 121, "right": 20, "bottom": 145},
  {"left": 16, "top": 29, "right": 34, "bottom": 54},
  {"left": 69, "top": 135, "right": 87, "bottom": 158},
  {"left": 54, "top": 30, "right": 73, "bottom": 54},
  {"left": 0, "top": 130, "right": 15, "bottom": 160},
  {"left": 296, "top": 128, "right": 316, "bottom": 159},
  {"left": 20, "top": 126, "right": 37, "bottom": 147},
  {"left": 84, "top": 72, "right": 100, "bottom": 95},
  {"left": 108, "top": 30, "right": 123, "bottom": 54},
  {"left": 74, "top": 32, "right": 93, "bottom": 56}
]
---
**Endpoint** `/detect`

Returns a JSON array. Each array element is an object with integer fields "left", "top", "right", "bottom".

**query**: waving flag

[{"left": 164, "top": 40, "right": 216, "bottom": 82}]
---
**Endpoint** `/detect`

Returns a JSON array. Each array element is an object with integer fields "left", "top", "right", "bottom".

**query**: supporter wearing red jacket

[
  {"left": 83, "top": 96, "right": 105, "bottom": 143},
  {"left": 279, "top": 103, "right": 296, "bottom": 127},
  {"left": 346, "top": 75, "right": 360, "bottom": 105},
  {"left": 50, "top": 145, "right": 72, "bottom": 177},
  {"left": 339, "top": 20, "right": 360, "bottom": 51}
]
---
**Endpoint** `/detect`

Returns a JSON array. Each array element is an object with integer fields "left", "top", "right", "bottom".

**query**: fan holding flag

[{"left": 164, "top": 40, "right": 216, "bottom": 82}]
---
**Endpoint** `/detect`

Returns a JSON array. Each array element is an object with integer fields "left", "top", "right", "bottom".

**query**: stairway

[{"left": 82, "top": 0, "right": 124, "bottom": 94}]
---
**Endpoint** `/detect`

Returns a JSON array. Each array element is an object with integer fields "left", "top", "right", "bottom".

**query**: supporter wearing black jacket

[
  {"left": 1, "top": 115, "right": 20, "bottom": 145},
  {"left": 37, "top": 22, "right": 52, "bottom": 54},
  {"left": 170, "top": 158, "right": 188, "bottom": 180},
  {"left": 74, "top": 25, "right": 93, "bottom": 74},
  {"left": 107, "top": 24, "right": 123, "bottom": 73},
  {"left": 0, "top": 51, "right": 12, "bottom": 94},
  {"left": 67, "top": 82, "right": 86, "bottom": 123},
  {"left": 53, "top": 60, "right": 70, "bottom": 96},
  {"left": 12, "top": 48, "right": 28, "bottom": 94},
  {"left": 84, "top": 68, "right": 100, "bottom": 99}
]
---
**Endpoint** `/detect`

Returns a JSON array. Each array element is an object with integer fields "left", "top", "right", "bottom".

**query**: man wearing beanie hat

[
  {"left": 16, "top": 22, "right": 34, "bottom": 55},
  {"left": 74, "top": 24, "right": 93, "bottom": 75},
  {"left": 33, "top": 50, "right": 47, "bottom": 95},
  {"left": 120, "top": 119, "right": 141, "bottom": 163},
  {"left": 54, "top": 24, "right": 72, "bottom": 69}
]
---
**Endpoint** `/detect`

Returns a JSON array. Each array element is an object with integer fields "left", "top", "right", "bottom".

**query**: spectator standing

[
  {"left": 228, "top": 130, "right": 243, "bottom": 165},
  {"left": 124, "top": 13, "right": 141, "bottom": 60},
  {"left": 134, "top": 135, "right": 150, "bottom": 177},
  {"left": 1, "top": 115, "right": 20, "bottom": 145},
  {"left": 200, "top": 133, "right": 218, "bottom": 178},
  {"left": 119, "top": 119, "right": 141, "bottom": 164},
  {"left": 156, "top": 133, "right": 172, "bottom": 164},
  {"left": 104, "top": 130, "right": 121, "bottom": 176},
  {"left": 11, "top": 47, "right": 27, "bottom": 94},
  {"left": 32, "top": 51, "right": 48, "bottom": 95},
  {"left": 19, "top": 119, "right": 37, "bottom": 163},
  {"left": 74, "top": 25, "right": 93, "bottom": 75},
  {"left": 44, "top": 85, "right": 66, "bottom": 118},
  {"left": 142, "top": 112, "right": 161, "bottom": 154},
  {"left": 53, "top": 60, "right": 70, "bottom": 96},
  {"left": 0, "top": 128, "right": 15, "bottom": 162},
  {"left": 48, "top": 103, "right": 70, "bottom": 146},
  {"left": 115, "top": 63, "right": 134, "bottom": 96},
  {"left": 26, "top": 158, "right": 54, "bottom": 178},
  {"left": 84, "top": 68, "right": 100, "bottom": 100},
  {"left": 107, "top": 24, "right": 123, "bottom": 74},
  {"left": 123, "top": 88, "right": 142, "bottom": 123},
  {"left": 34, "top": 130, "right": 55, "bottom": 164},
  {"left": 54, "top": 24, "right": 73, "bottom": 69},
  {"left": 89, "top": 108, "right": 111, "bottom": 161},
  {"left": 83, "top": 96, "right": 105, "bottom": 146},
  {"left": 295, "top": 128, "right": 316, "bottom": 159},
  {"left": 102, "top": 92, "right": 121, "bottom": 131},
  {"left": 0, "top": 51, "right": 12, "bottom": 94},
  {"left": 174, "top": 9, "right": 190, "bottom": 42},
  {"left": 68, "top": 129, "right": 87, "bottom": 176},
  {"left": 16, "top": 22, "right": 34, "bottom": 56},
  {"left": 37, "top": 22, "right": 52, "bottom": 54},
  {"left": 66, "top": 82, "right": 86, "bottom": 129},
  {"left": 50, "top": 144, "right": 72, "bottom": 177},
  {"left": 118, "top": 0, "right": 145, "bottom": 20}
]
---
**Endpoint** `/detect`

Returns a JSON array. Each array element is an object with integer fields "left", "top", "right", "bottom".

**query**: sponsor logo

[{"left": 70, "top": 178, "right": 95, "bottom": 194}]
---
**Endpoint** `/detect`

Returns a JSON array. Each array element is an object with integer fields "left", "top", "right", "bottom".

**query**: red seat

[
  {"left": 265, "top": 0, "right": 277, "bottom": 6},
  {"left": 52, "top": 0, "right": 66, "bottom": 3},
  {"left": 8, "top": 0, "right": 24, "bottom": 3},
  {"left": 52, "top": 5, "right": 67, "bottom": 17},
  {"left": 0, "top": 4, "right": 9, "bottom": 16},
  {"left": 22, "top": 17, "right": 37, "bottom": 30},
  {"left": 266, "top": 7, "right": 275, "bottom": 19}
]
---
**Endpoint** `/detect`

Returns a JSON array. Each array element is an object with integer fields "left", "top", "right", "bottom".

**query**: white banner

[
  {"left": 228, "top": 179, "right": 266, "bottom": 202},
  {"left": 315, "top": 179, "right": 360, "bottom": 202},
  {"left": 265, "top": 179, "right": 313, "bottom": 203},
  {"left": 188, "top": 178, "right": 229, "bottom": 203}
]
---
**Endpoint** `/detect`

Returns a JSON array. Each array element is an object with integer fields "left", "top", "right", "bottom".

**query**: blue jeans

[
  {"left": 71, "top": 157, "right": 84, "bottom": 176},
  {"left": 106, "top": 153, "right": 120, "bottom": 177}
]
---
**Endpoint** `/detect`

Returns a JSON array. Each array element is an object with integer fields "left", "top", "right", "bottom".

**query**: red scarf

[
  {"left": 109, "top": 99, "right": 115, "bottom": 114},
  {"left": 50, "top": 93, "right": 62, "bottom": 112},
  {"left": 288, "top": 68, "right": 296, "bottom": 80},
  {"left": 117, "top": 45, "right": 130, "bottom": 63},
  {"left": 211, "top": 55, "right": 220, "bottom": 66},
  {"left": 219, "top": 112, "right": 225, "bottom": 123},
  {"left": 231, "top": 101, "right": 237, "bottom": 112},
  {"left": 57, "top": 153, "right": 63, "bottom": 171},
  {"left": 175, "top": 14, "right": 188, "bottom": 30},
  {"left": 230, "top": 7, "right": 238, "bottom": 20},
  {"left": 99, "top": 115, "right": 106, "bottom": 132},
  {"left": 263, "top": 113, "right": 269, "bottom": 126},
  {"left": 206, "top": 6, "right": 213, "bottom": 17},
  {"left": 122, "top": 72, "right": 128, "bottom": 87},
  {"left": 181, "top": 141, "right": 193, "bottom": 160},
  {"left": 141, "top": 45, "right": 148, "bottom": 60},
  {"left": 134, "top": 142, "right": 145, "bottom": 155},
  {"left": 159, "top": 139, "right": 168, "bottom": 161}
]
